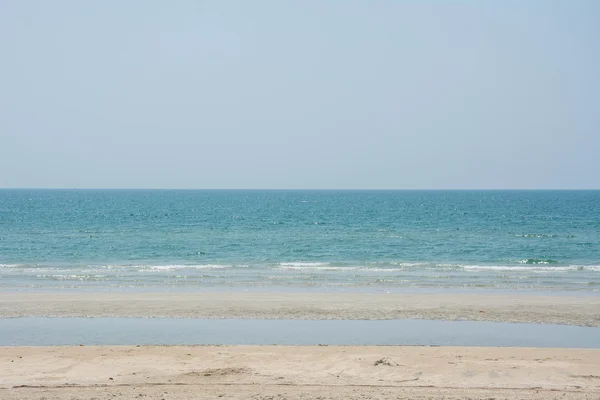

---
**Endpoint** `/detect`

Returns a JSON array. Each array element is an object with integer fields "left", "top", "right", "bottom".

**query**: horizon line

[{"left": 0, "top": 188, "right": 599, "bottom": 191}]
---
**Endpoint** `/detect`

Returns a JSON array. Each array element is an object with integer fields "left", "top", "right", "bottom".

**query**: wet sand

[{"left": 1, "top": 292, "right": 599, "bottom": 326}]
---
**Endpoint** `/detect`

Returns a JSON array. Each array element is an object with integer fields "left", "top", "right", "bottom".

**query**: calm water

[
  {"left": 3, "top": 318, "right": 600, "bottom": 348},
  {"left": 0, "top": 189, "right": 599, "bottom": 292}
]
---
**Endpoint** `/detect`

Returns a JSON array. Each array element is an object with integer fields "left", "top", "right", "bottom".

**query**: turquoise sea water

[{"left": 0, "top": 189, "right": 599, "bottom": 292}]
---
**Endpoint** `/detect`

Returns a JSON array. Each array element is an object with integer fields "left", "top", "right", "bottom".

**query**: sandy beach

[
  {"left": 3, "top": 292, "right": 600, "bottom": 398},
  {"left": 1, "top": 291, "right": 599, "bottom": 326},
  {"left": 2, "top": 345, "right": 600, "bottom": 399}
]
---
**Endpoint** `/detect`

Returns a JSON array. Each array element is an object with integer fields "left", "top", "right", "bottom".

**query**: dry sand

[
  {"left": 2, "top": 345, "right": 600, "bottom": 399},
  {"left": 1, "top": 291, "right": 599, "bottom": 326}
]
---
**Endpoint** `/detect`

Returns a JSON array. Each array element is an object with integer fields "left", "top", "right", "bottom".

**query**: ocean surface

[{"left": 0, "top": 189, "right": 599, "bottom": 293}]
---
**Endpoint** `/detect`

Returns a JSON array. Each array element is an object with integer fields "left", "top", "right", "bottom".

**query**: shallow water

[
  {"left": 1, "top": 189, "right": 599, "bottom": 292},
  {"left": 2, "top": 318, "right": 600, "bottom": 348}
]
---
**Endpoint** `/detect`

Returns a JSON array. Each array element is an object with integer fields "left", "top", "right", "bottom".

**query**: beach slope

[
  {"left": 1, "top": 292, "right": 599, "bottom": 326},
  {"left": 2, "top": 345, "right": 600, "bottom": 399}
]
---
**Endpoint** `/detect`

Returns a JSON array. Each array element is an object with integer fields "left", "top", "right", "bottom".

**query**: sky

[{"left": 1, "top": 1, "right": 599, "bottom": 189}]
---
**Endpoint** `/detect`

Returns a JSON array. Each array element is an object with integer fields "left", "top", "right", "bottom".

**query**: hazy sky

[{"left": 1, "top": 1, "right": 598, "bottom": 189}]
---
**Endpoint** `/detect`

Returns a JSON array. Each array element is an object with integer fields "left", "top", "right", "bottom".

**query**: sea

[{"left": 1, "top": 189, "right": 599, "bottom": 293}]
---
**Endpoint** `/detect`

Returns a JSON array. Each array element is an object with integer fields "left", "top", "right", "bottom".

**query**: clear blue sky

[{"left": 1, "top": 1, "right": 598, "bottom": 189}]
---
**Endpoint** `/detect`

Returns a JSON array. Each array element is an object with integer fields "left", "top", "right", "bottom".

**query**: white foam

[
  {"left": 514, "top": 259, "right": 560, "bottom": 265},
  {"left": 0, "top": 264, "right": 24, "bottom": 268},
  {"left": 390, "top": 262, "right": 428, "bottom": 267},
  {"left": 38, "top": 274, "right": 108, "bottom": 281},
  {"left": 515, "top": 234, "right": 558, "bottom": 238},
  {"left": 277, "top": 266, "right": 358, "bottom": 271},
  {"left": 144, "top": 264, "right": 247, "bottom": 271},
  {"left": 460, "top": 265, "right": 596, "bottom": 273},
  {"left": 434, "top": 263, "right": 461, "bottom": 268},
  {"left": 78, "top": 264, "right": 249, "bottom": 271},
  {"left": 571, "top": 265, "right": 600, "bottom": 272},
  {"left": 360, "top": 268, "right": 400, "bottom": 272},
  {"left": 365, "top": 262, "right": 428, "bottom": 268},
  {"left": 278, "top": 262, "right": 330, "bottom": 267},
  {"left": 276, "top": 266, "right": 405, "bottom": 273}
]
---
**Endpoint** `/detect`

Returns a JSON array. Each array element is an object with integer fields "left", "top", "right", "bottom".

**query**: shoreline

[
  {"left": 3, "top": 345, "right": 600, "bottom": 399},
  {"left": 1, "top": 292, "right": 599, "bottom": 326}
]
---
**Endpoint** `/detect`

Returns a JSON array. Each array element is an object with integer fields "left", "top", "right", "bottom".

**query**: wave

[
  {"left": 278, "top": 262, "right": 330, "bottom": 267},
  {"left": 276, "top": 262, "right": 405, "bottom": 272},
  {"left": 143, "top": 264, "right": 248, "bottom": 271},
  {"left": 374, "top": 261, "right": 429, "bottom": 267},
  {"left": 5, "top": 264, "right": 250, "bottom": 272},
  {"left": 274, "top": 263, "right": 600, "bottom": 274},
  {"left": 572, "top": 265, "right": 600, "bottom": 272},
  {"left": 516, "top": 258, "right": 559, "bottom": 265},
  {"left": 461, "top": 265, "right": 594, "bottom": 272},
  {"left": 426, "top": 264, "right": 599, "bottom": 273},
  {"left": 35, "top": 274, "right": 108, "bottom": 281},
  {"left": 277, "top": 265, "right": 359, "bottom": 271},
  {"left": 0, "top": 264, "right": 24, "bottom": 269},
  {"left": 515, "top": 234, "right": 559, "bottom": 238},
  {"left": 4, "top": 262, "right": 600, "bottom": 274}
]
